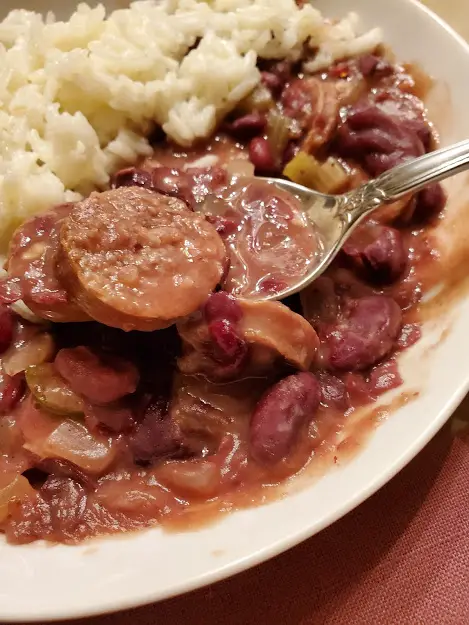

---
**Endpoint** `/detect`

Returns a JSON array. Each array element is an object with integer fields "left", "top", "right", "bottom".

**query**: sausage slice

[{"left": 58, "top": 187, "right": 226, "bottom": 331}]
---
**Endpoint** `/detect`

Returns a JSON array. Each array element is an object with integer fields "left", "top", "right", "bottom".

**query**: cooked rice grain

[{"left": 0, "top": 1, "right": 382, "bottom": 246}]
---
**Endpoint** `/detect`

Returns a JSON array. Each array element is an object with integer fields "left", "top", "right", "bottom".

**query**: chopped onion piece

[
  {"left": 183, "top": 155, "right": 220, "bottom": 170},
  {"left": 2, "top": 331, "right": 55, "bottom": 377},
  {"left": 42, "top": 419, "right": 117, "bottom": 474},
  {"left": 0, "top": 474, "right": 35, "bottom": 522},
  {"left": 10, "top": 301, "right": 45, "bottom": 325},
  {"left": 283, "top": 152, "right": 349, "bottom": 193},
  {"left": 157, "top": 459, "right": 220, "bottom": 498}
]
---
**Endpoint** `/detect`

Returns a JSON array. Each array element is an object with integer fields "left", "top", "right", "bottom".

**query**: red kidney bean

[
  {"left": 364, "top": 152, "right": 407, "bottom": 176},
  {"left": 113, "top": 165, "right": 228, "bottom": 210},
  {"left": 112, "top": 167, "right": 153, "bottom": 190},
  {"left": 261, "top": 71, "right": 283, "bottom": 94},
  {"left": 206, "top": 215, "right": 238, "bottom": 237},
  {"left": 0, "top": 370, "right": 24, "bottom": 414},
  {"left": 129, "top": 398, "right": 182, "bottom": 464},
  {"left": 336, "top": 102, "right": 426, "bottom": 177},
  {"left": 227, "top": 112, "right": 266, "bottom": 139},
  {"left": 0, "top": 279, "right": 22, "bottom": 305},
  {"left": 343, "top": 225, "right": 407, "bottom": 283},
  {"left": 35, "top": 458, "right": 97, "bottom": 490},
  {"left": 248, "top": 137, "right": 277, "bottom": 173},
  {"left": 316, "top": 371, "right": 348, "bottom": 410},
  {"left": 358, "top": 54, "right": 392, "bottom": 77},
  {"left": 281, "top": 79, "right": 311, "bottom": 119},
  {"left": 324, "top": 295, "right": 402, "bottom": 371},
  {"left": 396, "top": 323, "right": 421, "bottom": 349},
  {"left": 262, "top": 60, "right": 292, "bottom": 87},
  {"left": 343, "top": 372, "right": 371, "bottom": 405},
  {"left": 250, "top": 372, "right": 320, "bottom": 465},
  {"left": 0, "top": 307, "right": 15, "bottom": 354},
  {"left": 84, "top": 400, "right": 136, "bottom": 434},
  {"left": 256, "top": 277, "right": 288, "bottom": 295},
  {"left": 412, "top": 183, "right": 447, "bottom": 223},
  {"left": 367, "top": 359, "right": 403, "bottom": 396},
  {"left": 207, "top": 319, "right": 248, "bottom": 377},
  {"left": 204, "top": 292, "right": 243, "bottom": 325},
  {"left": 209, "top": 320, "right": 246, "bottom": 362},
  {"left": 55, "top": 347, "right": 139, "bottom": 405}
]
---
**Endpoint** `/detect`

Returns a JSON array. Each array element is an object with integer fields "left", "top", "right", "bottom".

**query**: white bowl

[{"left": 1, "top": 0, "right": 469, "bottom": 621}]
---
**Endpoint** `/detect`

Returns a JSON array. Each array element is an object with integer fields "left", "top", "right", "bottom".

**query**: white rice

[{"left": 0, "top": 0, "right": 382, "bottom": 246}]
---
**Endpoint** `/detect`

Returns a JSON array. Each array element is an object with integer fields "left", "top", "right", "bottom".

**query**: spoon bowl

[{"left": 259, "top": 138, "right": 469, "bottom": 300}]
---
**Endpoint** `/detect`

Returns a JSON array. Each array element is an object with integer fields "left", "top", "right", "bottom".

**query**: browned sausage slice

[
  {"left": 58, "top": 187, "right": 226, "bottom": 331},
  {"left": 5, "top": 204, "right": 88, "bottom": 323}
]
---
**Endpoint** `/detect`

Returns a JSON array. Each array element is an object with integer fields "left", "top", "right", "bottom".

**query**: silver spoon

[{"left": 258, "top": 138, "right": 469, "bottom": 300}]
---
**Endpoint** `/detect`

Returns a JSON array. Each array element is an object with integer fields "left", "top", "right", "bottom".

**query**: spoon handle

[
  {"left": 342, "top": 139, "right": 469, "bottom": 221},
  {"left": 374, "top": 139, "right": 469, "bottom": 199}
]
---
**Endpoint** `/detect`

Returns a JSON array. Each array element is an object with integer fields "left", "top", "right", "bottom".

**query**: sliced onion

[
  {"left": 95, "top": 477, "right": 180, "bottom": 515},
  {"left": 183, "top": 155, "right": 220, "bottom": 170},
  {"left": 41, "top": 419, "right": 117, "bottom": 474},
  {"left": 0, "top": 474, "right": 35, "bottom": 522},
  {"left": 2, "top": 331, "right": 55, "bottom": 377},
  {"left": 10, "top": 301, "right": 45, "bottom": 325},
  {"left": 156, "top": 459, "right": 220, "bottom": 498}
]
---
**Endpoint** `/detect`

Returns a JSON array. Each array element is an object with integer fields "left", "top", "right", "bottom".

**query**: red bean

[
  {"left": 227, "top": 112, "right": 266, "bottom": 139},
  {"left": 129, "top": 398, "right": 182, "bottom": 464},
  {"left": 262, "top": 60, "right": 292, "bottom": 87},
  {"left": 55, "top": 347, "right": 139, "bottom": 404},
  {"left": 358, "top": 54, "right": 392, "bottom": 77},
  {"left": 248, "top": 137, "right": 276, "bottom": 173},
  {"left": 256, "top": 277, "right": 288, "bottom": 295},
  {"left": 112, "top": 167, "right": 153, "bottom": 190},
  {"left": 250, "top": 372, "right": 320, "bottom": 465},
  {"left": 336, "top": 102, "right": 428, "bottom": 177},
  {"left": 206, "top": 215, "right": 238, "bottom": 237},
  {"left": 413, "top": 183, "right": 447, "bottom": 223},
  {"left": 0, "top": 370, "right": 24, "bottom": 414},
  {"left": 324, "top": 295, "right": 402, "bottom": 371},
  {"left": 84, "top": 400, "right": 136, "bottom": 434},
  {"left": 261, "top": 71, "right": 283, "bottom": 94},
  {"left": 368, "top": 359, "right": 403, "bottom": 396},
  {"left": 317, "top": 371, "right": 347, "bottom": 410},
  {"left": 343, "top": 225, "right": 407, "bottom": 283},
  {"left": 35, "top": 458, "right": 97, "bottom": 490},
  {"left": 204, "top": 292, "right": 243, "bottom": 325},
  {"left": 0, "top": 279, "right": 22, "bottom": 305},
  {"left": 208, "top": 319, "right": 248, "bottom": 373},
  {"left": 0, "top": 307, "right": 15, "bottom": 354}
]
